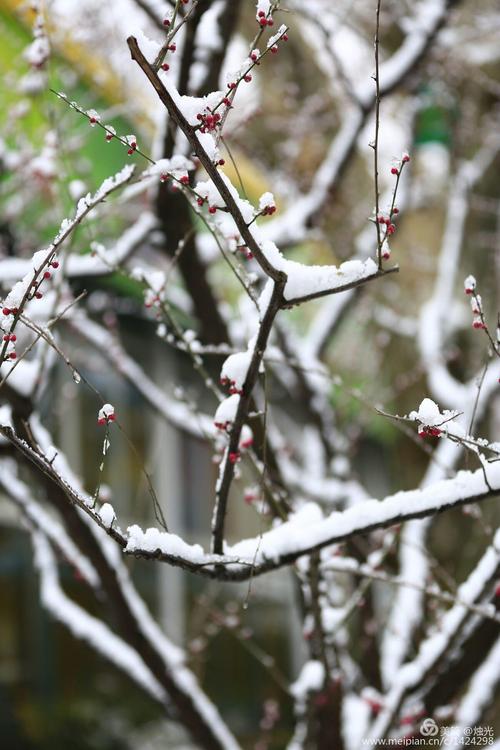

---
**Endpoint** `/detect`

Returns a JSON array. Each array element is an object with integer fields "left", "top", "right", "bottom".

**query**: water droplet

[{"left": 72, "top": 370, "right": 81, "bottom": 384}]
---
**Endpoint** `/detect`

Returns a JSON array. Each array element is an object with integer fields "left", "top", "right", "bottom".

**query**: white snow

[
  {"left": 98, "top": 503, "right": 116, "bottom": 529},
  {"left": 3, "top": 249, "right": 51, "bottom": 311},
  {"left": 146, "top": 155, "right": 194, "bottom": 181},
  {"left": 255, "top": 0, "right": 271, "bottom": 18},
  {"left": 214, "top": 394, "right": 240, "bottom": 428},
  {"left": 291, "top": 660, "right": 325, "bottom": 703},
  {"left": 452, "top": 636, "right": 500, "bottom": 732},
  {"left": 220, "top": 351, "right": 252, "bottom": 391},
  {"left": 113, "top": 459, "right": 500, "bottom": 576},
  {"left": 196, "top": 131, "right": 221, "bottom": 163},
  {"left": 258, "top": 191, "right": 275, "bottom": 212},
  {"left": 32, "top": 532, "right": 165, "bottom": 702},
  {"left": 413, "top": 398, "right": 441, "bottom": 425},
  {"left": 256, "top": 235, "right": 379, "bottom": 302},
  {"left": 167, "top": 82, "right": 223, "bottom": 127},
  {"left": 98, "top": 403, "right": 115, "bottom": 423},
  {"left": 267, "top": 25, "right": 288, "bottom": 50},
  {"left": 283, "top": 257, "right": 379, "bottom": 302},
  {"left": 0, "top": 465, "right": 98, "bottom": 587},
  {"left": 134, "top": 28, "right": 161, "bottom": 63},
  {"left": 126, "top": 525, "right": 205, "bottom": 563},
  {"left": 368, "top": 528, "right": 500, "bottom": 741}
]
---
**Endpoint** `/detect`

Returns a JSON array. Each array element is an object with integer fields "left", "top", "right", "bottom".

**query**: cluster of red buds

[
  {"left": 258, "top": 192, "right": 277, "bottom": 218},
  {"left": 196, "top": 110, "right": 221, "bottom": 133},
  {"left": 463, "top": 276, "right": 500, "bottom": 381},
  {"left": 97, "top": 403, "right": 116, "bottom": 426},
  {"left": 220, "top": 21, "right": 288, "bottom": 112},
  {"left": 470, "top": 294, "right": 485, "bottom": 330},
  {"left": 228, "top": 435, "right": 254, "bottom": 463},
  {"left": 376, "top": 214, "right": 396, "bottom": 236},
  {"left": 163, "top": 0, "right": 189, "bottom": 26},
  {"left": 464, "top": 276, "right": 487, "bottom": 329},
  {"left": 376, "top": 213, "right": 395, "bottom": 260},
  {"left": 31, "top": 258, "right": 59, "bottom": 301},
  {"left": 220, "top": 375, "right": 242, "bottom": 395},
  {"left": 214, "top": 423, "right": 253, "bottom": 467},
  {"left": 144, "top": 293, "right": 161, "bottom": 309},
  {"left": 390, "top": 152, "right": 410, "bottom": 176},
  {"left": 376, "top": 152, "right": 410, "bottom": 259},
  {"left": 1, "top": 325, "right": 17, "bottom": 359},
  {"left": 418, "top": 425, "right": 442, "bottom": 438},
  {"left": 267, "top": 26, "right": 289, "bottom": 54},
  {"left": 257, "top": 9, "right": 274, "bottom": 27},
  {"left": 125, "top": 135, "right": 137, "bottom": 156},
  {"left": 2, "top": 306, "right": 18, "bottom": 317}
]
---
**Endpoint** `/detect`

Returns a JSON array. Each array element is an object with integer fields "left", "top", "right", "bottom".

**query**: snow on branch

[
  {"left": 12, "top": 418, "right": 240, "bottom": 750},
  {"left": 127, "top": 35, "right": 396, "bottom": 310},
  {"left": 367, "top": 528, "right": 500, "bottom": 740},
  {"left": 65, "top": 211, "right": 156, "bottom": 277},
  {"left": 418, "top": 138, "right": 500, "bottom": 409},
  {"left": 321, "top": 552, "right": 500, "bottom": 625},
  {"left": 0, "top": 164, "right": 135, "bottom": 370},
  {"left": 451, "top": 637, "right": 500, "bottom": 737},
  {"left": 31, "top": 531, "right": 167, "bottom": 703},
  {"left": 265, "top": 0, "right": 455, "bottom": 246},
  {"left": 0, "top": 463, "right": 99, "bottom": 588},
  {"left": 7, "top": 411, "right": 500, "bottom": 584},
  {"left": 0, "top": 197, "right": 151, "bottom": 287},
  {"left": 128, "top": 35, "right": 285, "bottom": 284},
  {"left": 124, "top": 462, "right": 500, "bottom": 580}
]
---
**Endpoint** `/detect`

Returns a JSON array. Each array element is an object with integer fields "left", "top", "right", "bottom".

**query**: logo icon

[{"left": 420, "top": 718, "right": 439, "bottom": 737}]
